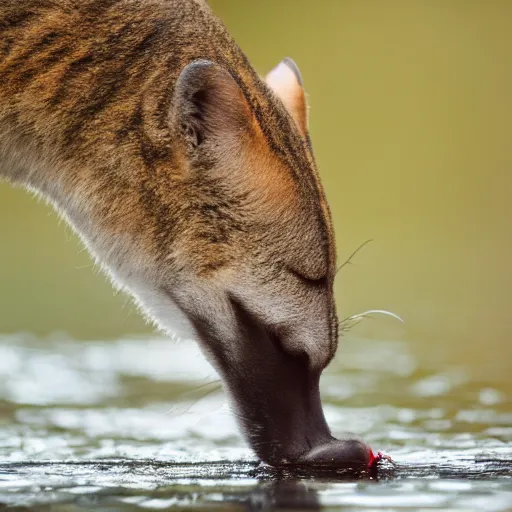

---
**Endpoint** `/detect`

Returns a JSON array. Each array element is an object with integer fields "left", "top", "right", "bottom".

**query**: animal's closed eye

[{"left": 287, "top": 267, "right": 328, "bottom": 287}]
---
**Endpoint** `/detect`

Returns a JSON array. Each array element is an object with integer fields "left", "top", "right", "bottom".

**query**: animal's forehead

[
  {"left": 260, "top": 104, "right": 334, "bottom": 256},
  {"left": 233, "top": 67, "right": 337, "bottom": 271},
  {"left": 245, "top": 136, "right": 335, "bottom": 279}
]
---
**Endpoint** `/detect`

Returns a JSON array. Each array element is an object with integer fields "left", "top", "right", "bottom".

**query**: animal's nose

[{"left": 298, "top": 437, "right": 372, "bottom": 468}]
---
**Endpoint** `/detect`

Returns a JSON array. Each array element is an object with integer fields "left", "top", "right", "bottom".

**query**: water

[{"left": 0, "top": 334, "right": 510, "bottom": 510}]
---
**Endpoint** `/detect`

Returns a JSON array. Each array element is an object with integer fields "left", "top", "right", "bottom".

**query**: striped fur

[{"left": 0, "top": 0, "right": 343, "bottom": 465}]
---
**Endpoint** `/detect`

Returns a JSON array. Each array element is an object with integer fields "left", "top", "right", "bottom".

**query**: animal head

[
  {"left": 164, "top": 58, "right": 338, "bottom": 368},
  {"left": 0, "top": 1, "right": 373, "bottom": 469},
  {"left": 154, "top": 58, "right": 349, "bottom": 464}
]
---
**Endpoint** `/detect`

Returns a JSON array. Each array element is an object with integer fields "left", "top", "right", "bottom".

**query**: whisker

[
  {"left": 165, "top": 379, "right": 222, "bottom": 416},
  {"left": 343, "top": 309, "right": 404, "bottom": 324},
  {"left": 338, "top": 309, "right": 404, "bottom": 338},
  {"left": 335, "top": 239, "right": 373, "bottom": 276}
]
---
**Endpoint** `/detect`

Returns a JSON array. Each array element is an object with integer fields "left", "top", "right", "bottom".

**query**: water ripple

[{"left": 0, "top": 333, "right": 510, "bottom": 510}]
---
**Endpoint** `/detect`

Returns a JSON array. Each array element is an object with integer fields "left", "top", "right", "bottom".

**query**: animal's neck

[
  {"left": 0, "top": 0, "right": 308, "bottom": 338},
  {"left": 2, "top": 128, "right": 200, "bottom": 341},
  {"left": 0, "top": 0, "right": 235, "bottom": 256}
]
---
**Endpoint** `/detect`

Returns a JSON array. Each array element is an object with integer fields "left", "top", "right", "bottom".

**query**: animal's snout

[{"left": 189, "top": 295, "right": 372, "bottom": 469}]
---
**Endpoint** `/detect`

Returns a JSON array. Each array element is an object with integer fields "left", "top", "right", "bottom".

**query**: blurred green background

[{"left": 0, "top": 1, "right": 510, "bottom": 380}]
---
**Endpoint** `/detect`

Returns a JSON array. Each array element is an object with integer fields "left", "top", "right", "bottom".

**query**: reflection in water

[
  {"left": 1, "top": 459, "right": 512, "bottom": 510},
  {"left": 253, "top": 480, "right": 321, "bottom": 511},
  {"left": 0, "top": 334, "right": 511, "bottom": 510}
]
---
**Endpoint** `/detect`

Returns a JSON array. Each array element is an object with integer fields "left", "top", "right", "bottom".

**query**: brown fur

[{"left": 0, "top": 0, "right": 343, "bottom": 464}]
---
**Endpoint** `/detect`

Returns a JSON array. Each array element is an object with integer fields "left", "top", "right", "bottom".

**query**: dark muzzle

[{"left": 193, "top": 296, "right": 372, "bottom": 469}]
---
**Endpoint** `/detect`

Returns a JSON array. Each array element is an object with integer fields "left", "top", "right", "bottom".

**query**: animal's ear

[
  {"left": 266, "top": 57, "right": 308, "bottom": 137},
  {"left": 172, "top": 59, "right": 252, "bottom": 150}
]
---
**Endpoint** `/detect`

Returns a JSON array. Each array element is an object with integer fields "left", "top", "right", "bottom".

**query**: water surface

[{"left": 0, "top": 334, "right": 510, "bottom": 510}]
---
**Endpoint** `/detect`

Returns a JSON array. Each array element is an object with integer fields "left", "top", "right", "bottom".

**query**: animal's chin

[{"left": 189, "top": 295, "right": 372, "bottom": 470}]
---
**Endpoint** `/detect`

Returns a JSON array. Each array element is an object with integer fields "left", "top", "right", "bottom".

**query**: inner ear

[
  {"left": 266, "top": 58, "right": 308, "bottom": 137},
  {"left": 172, "top": 60, "right": 252, "bottom": 150}
]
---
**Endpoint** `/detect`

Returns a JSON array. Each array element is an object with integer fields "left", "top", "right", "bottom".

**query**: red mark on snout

[{"left": 368, "top": 449, "right": 394, "bottom": 469}]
